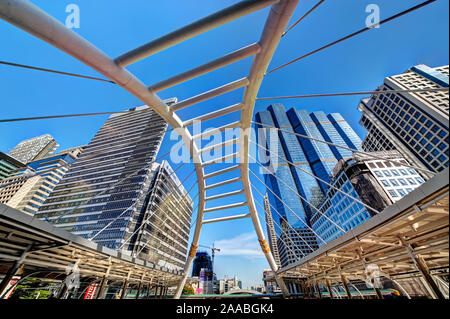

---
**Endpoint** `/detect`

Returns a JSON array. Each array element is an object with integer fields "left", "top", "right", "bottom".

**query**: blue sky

[{"left": 0, "top": 0, "right": 448, "bottom": 288}]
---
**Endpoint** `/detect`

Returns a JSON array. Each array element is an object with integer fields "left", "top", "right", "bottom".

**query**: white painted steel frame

[{"left": 0, "top": 0, "right": 300, "bottom": 298}]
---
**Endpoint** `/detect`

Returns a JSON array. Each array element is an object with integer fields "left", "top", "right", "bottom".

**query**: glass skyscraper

[
  {"left": 35, "top": 100, "right": 192, "bottom": 270},
  {"left": 0, "top": 148, "right": 81, "bottom": 216},
  {"left": 311, "top": 150, "right": 424, "bottom": 246},
  {"left": 8, "top": 134, "right": 59, "bottom": 164},
  {"left": 255, "top": 104, "right": 362, "bottom": 265},
  {"left": 36, "top": 105, "right": 168, "bottom": 248},
  {"left": 0, "top": 152, "right": 25, "bottom": 180},
  {"left": 192, "top": 251, "right": 213, "bottom": 277},
  {"left": 133, "top": 160, "right": 193, "bottom": 270}
]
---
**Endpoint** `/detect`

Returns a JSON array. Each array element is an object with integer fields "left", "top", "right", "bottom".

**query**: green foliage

[{"left": 10, "top": 278, "right": 57, "bottom": 299}]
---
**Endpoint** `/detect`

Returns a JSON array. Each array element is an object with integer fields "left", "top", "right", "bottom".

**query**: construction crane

[{"left": 198, "top": 243, "right": 220, "bottom": 276}]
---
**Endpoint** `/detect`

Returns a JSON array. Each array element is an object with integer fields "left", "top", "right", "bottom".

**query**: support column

[
  {"left": 0, "top": 245, "right": 31, "bottom": 299},
  {"left": 303, "top": 283, "right": 309, "bottom": 298},
  {"left": 95, "top": 276, "right": 108, "bottom": 299},
  {"left": 121, "top": 270, "right": 132, "bottom": 299},
  {"left": 400, "top": 237, "right": 445, "bottom": 299},
  {"left": 274, "top": 274, "right": 290, "bottom": 298},
  {"left": 325, "top": 278, "right": 334, "bottom": 299},
  {"left": 340, "top": 272, "right": 352, "bottom": 299},
  {"left": 309, "top": 283, "right": 314, "bottom": 298},
  {"left": 374, "top": 287, "right": 383, "bottom": 299},
  {"left": 299, "top": 283, "right": 304, "bottom": 296},
  {"left": 135, "top": 272, "right": 145, "bottom": 299},
  {"left": 135, "top": 282, "right": 143, "bottom": 299},
  {"left": 57, "top": 282, "right": 69, "bottom": 299},
  {"left": 146, "top": 285, "right": 151, "bottom": 299},
  {"left": 358, "top": 252, "right": 381, "bottom": 299},
  {"left": 174, "top": 244, "right": 197, "bottom": 299},
  {"left": 120, "top": 280, "right": 129, "bottom": 299},
  {"left": 316, "top": 282, "right": 322, "bottom": 299}
]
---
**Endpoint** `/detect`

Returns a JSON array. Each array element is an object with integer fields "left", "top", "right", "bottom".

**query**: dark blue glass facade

[
  {"left": 310, "top": 111, "right": 355, "bottom": 160},
  {"left": 328, "top": 113, "right": 363, "bottom": 151},
  {"left": 192, "top": 251, "right": 213, "bottom": 278},
  {"left": 310, "top": 170, "right": 370, "bottom": 247},
  {"left": 255, "top": 104, "right": 363, "bottom": 264},
  {"left": 255, "top": 109, "right": 308, "bottom": 230}
]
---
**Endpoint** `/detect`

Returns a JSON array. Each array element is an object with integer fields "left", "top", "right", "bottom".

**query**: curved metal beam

[
  {"left": 0, "top": 0, "right": 302, "bottom": 300},
  {"left": 239, "top": 0, "right": 300, "bottom": 297},
  {"left": 0, "top": 0, "right": 206, "bottom": 298}
]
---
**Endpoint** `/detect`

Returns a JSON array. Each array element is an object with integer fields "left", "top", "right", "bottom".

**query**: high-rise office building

[
  {"left": 192, "top": 251, "right": 213, "bottom": 278},
  {"left": 133, "top": 160, "right": 193, "bottom": 270},
  {"left": 35, "top": 100, "right": 192, "bottom": 270},
  {"left": 359, "top": 64, "right": 449, "bottom": 179},
  {"left": 311, "top": 150, "right": 424, "bottom": 246},
  {"left": 255, "top": 104, "right": 363, "bottom": 265},
  {"left": 8, "top": 134, "right": 59, "bottom": 164},
  {"left": 263, "top": 194, "right": 281, "bottom": 268},
  {"left": 218, "top": 275, "right": 242, "bottom": 294},
  {"left": 0, "top": 152, "right": 25, "bottom": 180},
  {"left": 0, "top": 148, "right": 81, "bottom": 216}
]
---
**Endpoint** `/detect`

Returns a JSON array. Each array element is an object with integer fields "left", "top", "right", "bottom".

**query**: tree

[{"left": 11, "top": 278, "right": 56, "bottom": 299}]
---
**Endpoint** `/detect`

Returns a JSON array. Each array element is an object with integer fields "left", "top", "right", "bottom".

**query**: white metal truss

[{"left": 0, "top": 0, "right": 301, "bottom": 298}]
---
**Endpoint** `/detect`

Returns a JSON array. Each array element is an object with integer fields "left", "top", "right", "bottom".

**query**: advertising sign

[{"left": 83, "top": 283, "right": 98, "bottom": 299}]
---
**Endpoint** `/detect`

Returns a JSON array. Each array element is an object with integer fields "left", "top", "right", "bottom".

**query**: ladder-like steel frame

[{"left": 0, "top": 0, "right": 300, "bottom": 298}]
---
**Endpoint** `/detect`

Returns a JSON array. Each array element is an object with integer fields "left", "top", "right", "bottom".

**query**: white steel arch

[{"left": 0, "top": 0, "right": 300, "bottom": 298}]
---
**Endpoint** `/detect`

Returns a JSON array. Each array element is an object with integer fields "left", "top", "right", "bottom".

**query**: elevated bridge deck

[
  {"left": 0, "top": 203, "right": 183, "bottom": 298},
  {"left": 274, "top": 168, "right": 449, "bottom": 298}
]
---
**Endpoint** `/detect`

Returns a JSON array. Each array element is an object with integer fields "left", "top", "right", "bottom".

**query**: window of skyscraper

[{"left": 388, "top": 190, "right": 398, "bottom": 197}]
